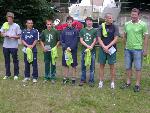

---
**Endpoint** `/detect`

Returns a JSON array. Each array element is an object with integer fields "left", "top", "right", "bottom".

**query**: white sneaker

[
  {"left": 33, "top": 79, "right": 37, "bottom": 83},
  {"left": 14, "top": 76, "right": 18, "bottom": 80},
  {"left": 22, "top": 78, "right": 30, "bottom": 82},
  {"left": 111, "top": 82, "right": 115, "bottom": 89},
  {"left": 3, "top": 76, "right": 9, "bottom": 80},
  {"left": 98, "top": 81, "right": 103, "bottom": 88}
]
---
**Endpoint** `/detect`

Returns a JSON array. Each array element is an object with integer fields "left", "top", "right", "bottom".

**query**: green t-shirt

[
  {"left": 79, "top": 27, "right": 97, "bottom": 50},
  {"left": 40, "top": 28, "right": 59, "bottom": 48},
  {"left": 124, "top": 20, "right": 148, "bottom": 50}
]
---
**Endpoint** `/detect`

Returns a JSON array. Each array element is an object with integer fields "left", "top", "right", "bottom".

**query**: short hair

[
  {"left": 66, "top": 16, "right": 74, "bottom": 22},
  {"left": 26, "top": 19, "right": 33, "bottom": 23},
  {"left": 104, "top": 13, "right": 112, "bottom": 18},
  {"left": 85, "top": 17, "right": 93, "bottom": 22},
  {"left": 45, "top": 19, "right": 53, "bottom": 24},
  {"left": 131, "top": 8, "right": 140, "bottom": 15}
]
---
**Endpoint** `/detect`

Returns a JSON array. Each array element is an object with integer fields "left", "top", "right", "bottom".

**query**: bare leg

[
  {"left": 72, "top": 67, "right": 76, "bottom": 78},
  {"left": 110, "top": 64, "right": 115, "bottom": 82},
  {"left": 63, "top": 66, "right": 69, "bottom": 78},
  {"left": 135, "top": 70, "right": 141, "bottom": 86},
  {"left": 99, "top": 64, "right": 105, "bottom": 81},
  {"left": 126, "top": 69, "right": 132, "bottom": 84}
]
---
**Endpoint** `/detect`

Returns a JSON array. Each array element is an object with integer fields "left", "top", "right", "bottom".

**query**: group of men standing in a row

[{"left": 0, "top": 8, "right": 148, "bottom": 92}]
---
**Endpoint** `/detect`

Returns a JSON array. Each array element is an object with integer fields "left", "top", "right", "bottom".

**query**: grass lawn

[{"left": 0, "top": 39, "right": 150, "bottom": 113}]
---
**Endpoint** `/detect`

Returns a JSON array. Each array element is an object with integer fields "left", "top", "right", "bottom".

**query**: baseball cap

[
  {"left": 6, "top": 12, "right": 14, "bottom": 18},
  {"left": 85, "top": 17, "right": 93, "bottom": 21}
]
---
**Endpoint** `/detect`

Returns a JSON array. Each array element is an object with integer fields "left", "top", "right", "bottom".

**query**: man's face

[
  {"left": 131, "top": 12, "right": 139, "bottom": 22},
  {"left": 105, "top": 15, "right": 113, "bottom": 24},
  {"left": 26, "top": 20, "right": 33, "bottom": 29},
  {"left": 86, "top": 20, "right": 93, "bottom": 27},
  {"left": 7, "top": 16, "right": 13, "bottom": 24},
  {"left": 46, "top": 21, "right": 52, "bottom": 30},
  {"left": 67, "top": 20, "right": 73, "bottom": 27}
]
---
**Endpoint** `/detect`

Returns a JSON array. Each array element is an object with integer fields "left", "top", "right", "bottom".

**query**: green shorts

[{"left": 98, "top": 47, "right": 116, "bottom": 64}]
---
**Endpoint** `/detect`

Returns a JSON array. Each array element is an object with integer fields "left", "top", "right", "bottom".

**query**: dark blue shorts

[{"left": 62, "top": 50, "right": 78, "bottom": 67}]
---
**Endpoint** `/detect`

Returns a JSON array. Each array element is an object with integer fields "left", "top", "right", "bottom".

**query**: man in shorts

[
  {"left": 97, "top": 13, "right": 119, "bottom": 89},
  {"left": 121, "top": 8, "right": 149, "bottom": 92}
]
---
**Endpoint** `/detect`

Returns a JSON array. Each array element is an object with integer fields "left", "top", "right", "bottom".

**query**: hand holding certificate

[{"left": 108, "top": 46, "right": 116, "bottom": 55}]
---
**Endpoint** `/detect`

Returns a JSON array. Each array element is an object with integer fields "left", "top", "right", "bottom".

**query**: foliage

[{"left": 0, "top": 0, "right": 55, "bottom": 31}]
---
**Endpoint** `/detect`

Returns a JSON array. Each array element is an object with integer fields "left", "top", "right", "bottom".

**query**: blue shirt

[
  {"left": 60, "top": 27, "right": 79, "bottom": 51},
  {"left": 97, "top": 24, "right": 119, "bottom": 48},
  {"left": 21, "top": 28, "right": 39, "bottom": 52}
]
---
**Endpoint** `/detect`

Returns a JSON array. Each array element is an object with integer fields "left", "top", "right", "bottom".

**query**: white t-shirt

[{"left": 0, "top": 23, "right": 21, "bottom": 48}]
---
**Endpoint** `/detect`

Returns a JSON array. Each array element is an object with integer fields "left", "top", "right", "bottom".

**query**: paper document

[
  {"left": 45, "top": 45, "right": 51, "bottom": 51},
  {"left": 108, "top": 46, "right": 116, "bottom": 55},
  {"left": 22, "top": 47, "right": 27, "bottom": 53}
]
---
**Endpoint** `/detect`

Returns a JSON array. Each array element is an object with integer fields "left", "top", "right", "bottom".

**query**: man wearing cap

[
  {"left": 79, "top": 17, "right": 97, "bottom": 87},
  {"left": 0, "top": 12, "right": 21, "bottom": 80}
]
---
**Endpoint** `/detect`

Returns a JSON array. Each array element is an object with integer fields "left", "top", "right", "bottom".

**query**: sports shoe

[
  {"left": 133, "top": 85, "right": 140, "bottom": 92},
  {"left": 32, "top": 79, "right": 37, "bottom": 83},
  {"left": 110, "top": 82, "right": 115, "bottom": 89},
  {"left": 3, "top": 76, "right": 9, "bottom": 80},
  {"left": 79, "top": 81, "right": 86, "bottom": 86},
  {"left": 62, "top": 78, "right": 69, "bottom": 84},
  {"left": 89, "top": 82, "right": 94, "bottom": 87},
  {"left": 71, "top": 79, "right": 76, "bottom": 85},
  {"left": 22, "top": 78, "right": 30, "bottom": 82},
  {"left": 51, "top": 80, "right": 55, "bottom": 84},
  {"left": 14, "top": 76, "right": 18, "bottom": 80},
  {"left": 120, "top": 83, "right": 131, "bottom": 89},
  {"left": 98, "top": 81, "right": 103, "bottom": 88}
]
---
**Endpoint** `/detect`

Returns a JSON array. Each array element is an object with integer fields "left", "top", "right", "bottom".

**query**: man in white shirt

[{"left": 0, "top": 12, "right": 21, "bottom": 80}]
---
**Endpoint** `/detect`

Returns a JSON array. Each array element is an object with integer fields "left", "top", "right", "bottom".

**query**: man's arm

[
  {"left": 90, "top": 38, "right": 97, "bottom": 49},
  {"left": 22, "top": 40, "right": 29, "bottom": 47},
  {"left": 80, "top": 38, "right": 91, "bottom": 49},
  {"left": 98, "top": 36, "right": 105, "bottom": 48},
  {"left": 60, "top": 30, "right": 67, "bottom": 49},
  {"left": 40, "top": 40, "right": 49, "bottom": 52},
  {"left": 107, "top": 36, "right": 118, "bottom": 48},
  {"left": 22, "top": 39, "right": 38, "bottom": 49},
  {"left": 31, "top": 40, "right": 38, "bottom": 48},
  {"left": 143, "top": 34, "right": 149, "bottom": 56},
  {"left": 9, "top": 35, "right": 20, "bottom": 39},
  {"left": 122, "top": 32, "right": 127, "bottom": 49},
  {"left": 56, "top": 41, "right": 60, "bottom": 47}
]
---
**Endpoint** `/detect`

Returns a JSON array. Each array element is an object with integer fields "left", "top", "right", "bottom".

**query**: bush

[{"left": 0, "top": 0, "right": 55, "bottom": 32}]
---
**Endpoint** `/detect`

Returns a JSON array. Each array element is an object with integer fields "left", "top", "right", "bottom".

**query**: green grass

[{"left": 0, "top": 39, "right": 150, "bottom": 113}]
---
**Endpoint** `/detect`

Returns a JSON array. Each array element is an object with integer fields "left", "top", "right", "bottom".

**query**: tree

[{"left": 0, "top": 0, "right": 55, "bottom": 32}]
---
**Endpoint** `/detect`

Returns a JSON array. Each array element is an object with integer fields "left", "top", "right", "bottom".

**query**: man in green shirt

[
  {"left": 79, "top": 17, "right": 97, "bottom": 87},
  {"left": 40, "top": 19, "right": 60, "bottom": 84},
  {"left": 121, "top": 8, "right": 149, "bottom": 92}
]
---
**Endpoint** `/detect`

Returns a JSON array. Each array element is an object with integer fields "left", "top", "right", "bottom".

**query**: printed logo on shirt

[
  {"left": 46, "top": 34, "right": 53, "bottom": 42},
  {"left": 25, "top": 34, "right": 33, "bottom": 40},
  {"left": 65, "top": 31, "right": 74, "bottom": 36},
  {"left": 84, "top": 33, "right": 91, "bottom": 42}
]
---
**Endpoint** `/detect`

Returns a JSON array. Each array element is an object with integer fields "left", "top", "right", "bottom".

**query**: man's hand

[
  {"left": 43, "top": 47, "right": 48, "bottom": 52},
  {"left": 103, "top": 46, "right": 109, "bottom": 53},
  {"left": 87, "top": 45, "right": 93, "bottom": 50},
  {"left": 143, "top": 50, "right": 148, "bottom": 57},
  {"left": 27, "top": 45, "right": 34, "bottom": 49},
  {"left": 67, "top": 47, "right": 71, "bottom": 51}
]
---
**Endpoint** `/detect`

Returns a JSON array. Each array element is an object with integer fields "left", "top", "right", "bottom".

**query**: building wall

[{"left": 117, "top": 12, "right": 150, "bottom": 35}]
